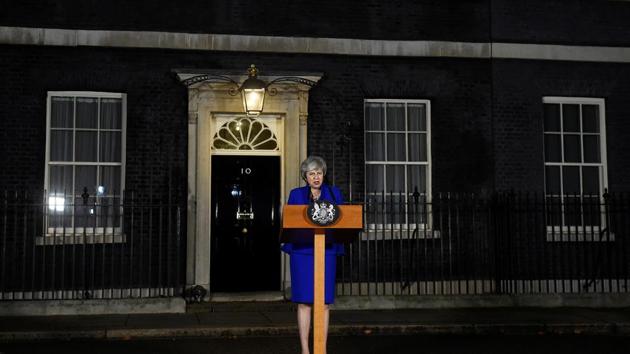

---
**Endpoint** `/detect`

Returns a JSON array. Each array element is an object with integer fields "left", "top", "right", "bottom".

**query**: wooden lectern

[{"left": 281, "top": 205, "right": 363, "bottom": 354}]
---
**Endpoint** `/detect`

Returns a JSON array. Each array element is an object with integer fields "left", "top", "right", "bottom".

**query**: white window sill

[
  {"left": 36, "top": 233, "right": 127, "bottom": 245},
  {"left": 545, "top": 231, "right": 615, "bottom": 242},
  {"left": 361, "top": 228, "right": 441, "bottom": 241}
]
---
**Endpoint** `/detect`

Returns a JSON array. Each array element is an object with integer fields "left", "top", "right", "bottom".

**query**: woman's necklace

[{"left": 310, "top": 188, "right": 321, "bottom": 201}]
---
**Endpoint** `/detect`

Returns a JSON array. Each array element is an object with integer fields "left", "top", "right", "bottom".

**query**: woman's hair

[{"left": 300, "top": 155, "right": 327, "bottom": 182}]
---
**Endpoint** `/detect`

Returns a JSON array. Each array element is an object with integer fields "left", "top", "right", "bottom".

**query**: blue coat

[
  {"left": 281, "top": 184, "right": 345, "bottom": 255},
  {"left": 282, "top": 184, "right": 344, "bottom": 304}
]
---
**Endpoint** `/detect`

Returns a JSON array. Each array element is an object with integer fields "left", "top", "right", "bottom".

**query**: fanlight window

[{"left": 212, "top": 116, "right": 279, "bottom": 151}]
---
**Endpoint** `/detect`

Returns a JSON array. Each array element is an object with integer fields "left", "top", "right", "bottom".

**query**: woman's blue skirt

[{"left": 283, "top": 243, "right": 343, "bottom": 304}]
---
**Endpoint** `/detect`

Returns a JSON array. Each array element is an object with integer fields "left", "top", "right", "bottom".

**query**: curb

[{"left": 1, "top": 322, "right": 626, "bottom": 342}]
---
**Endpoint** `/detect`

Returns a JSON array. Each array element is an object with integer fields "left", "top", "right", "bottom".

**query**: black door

[{"left": 210, "top": 155, "right": 281, "bottom": 292}]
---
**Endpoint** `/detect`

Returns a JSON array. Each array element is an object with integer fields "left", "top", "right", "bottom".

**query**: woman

[{"left": 282, "top": 155, "right": 344, "bottom": 354}]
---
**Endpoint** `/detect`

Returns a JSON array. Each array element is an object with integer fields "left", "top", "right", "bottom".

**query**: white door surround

[{"left": 176, "top": 69, "right": 322, "bottom": 297}]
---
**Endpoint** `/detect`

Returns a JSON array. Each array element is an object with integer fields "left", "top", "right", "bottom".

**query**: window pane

[
  {"left": 100, "top": 131, "right": 122, "bottom": 162},
  {"left": 582, "top": 104, "right": 599, "bottom": 133},
  {"left": 97, "top": 197, "right": 121, "bottom": 228},
  {"left": 100, "top": 98, "right": 122, "bottom": 129},
  {"left": 75, "top": 165, "right": 97, "bottom": 196},
  {"left": 385, "top": 195, "right": 405, "bottom": 224},
  {"left": 75, "top": 131, "right": 98, "bottom": 162},
  {"left": 562, "top": 104, "right": 580, "bottom": 132},
  {"left": 582, "top": 166, "right": 600, "bottom": 196},
  {"left": 365, "top": 194, "right": 384, "bottom": 225},
  {"left": 385, "top": 165, "right": 405, "bottom": 194},
  {"left": 49, "top": 165, "right": 73, "bottom": 195},
  {"left": 582, "top": 196, "right": 601, "bottom": 227},
  {"left": 583, "top": 135, "right": 600, "bottom": 163},
  {"left": 365, "top": 133, "right": 384, "bottom": 161},
  {"left": 543, "top": 103, "right": 560, "bottom": 132},
  {"left": 562, "top": 166, "right": 580, "bottom": 196},
  {"left": 366, "top": 164, "right": 384, "bottom": 194},
  {"left": 387, "top": 133, "right": 405, "bottom": 161},
  {"left": 544, "top": 134, "right": 561, "bottom": 162},
  {"left": 545, "top": 166, "right": 561, "bottom": 195},
  {"left": 407, "top": 177, "right": 427, "bottom": 226},
  {"left": 407, "top": 165, "right": 426, "bottom": 195},
  {"left": 100, "top": 166, "right": 121, "bottom": 196},
  {"left": 365, "top": 102, "right": 384, "bottom": 130},
  {"left": 51, "top": 97, "right": 74, "bottom": 129},
  {"left": 386, "top": 103, "right": 405, "bottom": 131},
  {"left": 408, "top": 133, "right": 427, "bottom": 162},
  {"left": 76, "top": 97, "right": 98, "bottom": 129},
  {"left": 563, "top": 134, "right": 581, "bottom": 163},
  {"left": 408, "top": 103, "right": 426, "bottom": 131},
  {"left": 564, "top": 196, "right": 582, "bottom": 227},
  {"left": 50, "top": 130, "right": 73, "bottom": 161},
  {"left": 74, "top": 196, "right": 97, "bottom": 228}
]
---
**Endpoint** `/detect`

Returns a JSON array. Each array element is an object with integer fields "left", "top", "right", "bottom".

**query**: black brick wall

[
  {"left": 1, "top": 45, "right": 629, "bottom": 199},
  {"left": 3, "top": 1, "right": 629, "bottom": 45},
  {"left": 0, "top": 0, "right": 489, "bottom": 42},
  {"left": 492, "top": 59, "right": 630, "bottom": 192},
  {"left": 0, "top": 45, "right": 190, "bottom": 199},
  {"left": 492, "top": 0, "right": 630, "bottom": 46},
  {"left": 0, "top": 45, "right": 495, "bottom": 200}
]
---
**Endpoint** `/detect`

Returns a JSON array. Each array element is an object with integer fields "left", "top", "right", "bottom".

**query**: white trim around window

[
  {"left": 363, "top": 99, "right": 432, "bottom": 236},
  {"left": 43, "top": 91, "right": 127, "bottom": 243},
  {"left": 542, "top": 97, "right": 609, "bottom": 241}
]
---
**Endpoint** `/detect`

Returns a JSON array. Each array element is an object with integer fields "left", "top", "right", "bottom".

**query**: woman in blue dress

[{"left": 282, "top": 155, "right": 343, "bottom": 354}]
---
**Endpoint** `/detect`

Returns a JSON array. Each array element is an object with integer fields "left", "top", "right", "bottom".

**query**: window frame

[
  {"left": 542, "top": 96, "right": 609, "bottom": 238},
  {"left": 44, "top": 91, "right": 127, "bottom": 238},
  {"left": 363, "top": 98, "right": 432, "bottom": 231}
]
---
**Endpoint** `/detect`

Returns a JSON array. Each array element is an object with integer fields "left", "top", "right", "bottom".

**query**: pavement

[{"left": 2, "top": 301, "right": 630, "bottom": 342}]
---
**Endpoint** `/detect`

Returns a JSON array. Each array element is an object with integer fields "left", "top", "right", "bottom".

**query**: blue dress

[{"left": 282, "top": 184, "right": 344, "bottom": 304}]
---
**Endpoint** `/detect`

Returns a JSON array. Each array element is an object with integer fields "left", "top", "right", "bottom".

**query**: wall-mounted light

[
  {"left": 240, "top": 65, "right": 266, "bottom": 116},
  {"left": 180, "top": 65, "right": 318, "bottom": 116}
]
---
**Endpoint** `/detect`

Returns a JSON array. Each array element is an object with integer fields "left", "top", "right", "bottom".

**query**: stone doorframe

[{"left": 176, "top": 69, "right": 322, "bottom": 297}]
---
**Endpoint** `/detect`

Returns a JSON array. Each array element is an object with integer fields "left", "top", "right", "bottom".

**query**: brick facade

[
  {"left": 1, "top": 45, "right": 630, "bottom": 196},
  {"left": 492, "top": 59, "right": 630, "bottom": 192},
  {"left": 2, "top": 0, "right": 630, "bottom": 297}
]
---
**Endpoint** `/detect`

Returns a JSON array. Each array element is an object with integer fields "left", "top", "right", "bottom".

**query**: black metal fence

[
  {"left": 0, "top": 191, "right": 184, "bottom": 300},
  {"left": 2, "top": 190, "right": 628, "bottom": 301},
  {"left": 337, "top": 191, "right": 630, "bottom": 296}
]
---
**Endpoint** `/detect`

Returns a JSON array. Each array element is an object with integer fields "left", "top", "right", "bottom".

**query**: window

[
  {"left": 543, "top": 97, "right": 608, "bottom": 237},
  {"left": 364, "top": 99, "right": 431, "bottom": 229},
  {"left": 212, "top": 115, "right": 279, "bottom": 151},
  {"left": 45, "top": 92, "right": 126, "bottom": 237}
]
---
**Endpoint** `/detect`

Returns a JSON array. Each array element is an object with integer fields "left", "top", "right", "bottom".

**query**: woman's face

[{"left": 306, "top": 168, "right": 324, "bottom": 189}]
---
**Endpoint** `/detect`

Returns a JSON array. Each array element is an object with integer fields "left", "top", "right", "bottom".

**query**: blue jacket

[
  {"left": 287, "top": 184, "right": 343, "bottom": 205},
  {"left": 281, "top": 184, "right": 345, "bottom": 255}
]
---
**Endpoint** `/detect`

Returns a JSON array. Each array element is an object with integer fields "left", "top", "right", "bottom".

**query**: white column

[{"left": 186, "top": 89, "right": 198, "bottom": 288}]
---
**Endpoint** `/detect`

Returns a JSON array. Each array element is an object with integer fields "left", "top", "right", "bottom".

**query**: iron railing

[
  {"left": 2, "top": 190, "right": 628, "bottom": 301},
  {"left": 336, "top": 190, "right": 630, "bottom": 296},
  {"left": 0, "top": 191, "right": 184, "bottom": 300}
]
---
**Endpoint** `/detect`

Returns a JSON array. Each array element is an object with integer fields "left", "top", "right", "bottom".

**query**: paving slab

[
  {"left": 3, "top": 314, "right": 129, "bottom": 331},
  {"left": 124, "top": 313, "right": 199, "bottom": 328},
  {"left": 195, "top": 311, "right": 274, "bottom": 326}
]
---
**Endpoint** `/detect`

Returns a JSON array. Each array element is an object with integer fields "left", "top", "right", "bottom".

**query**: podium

[{"left": 281, "top": 204, "right": 363, "bottom": 354}]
